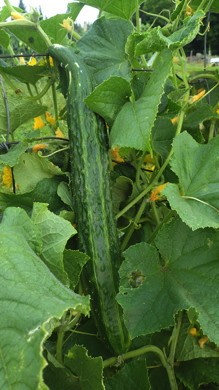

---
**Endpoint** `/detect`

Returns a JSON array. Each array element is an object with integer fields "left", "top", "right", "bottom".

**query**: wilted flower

[
  {"left": 189, "top": 89, "right": 206, "bottom": 104},
  {"left": 198, "top": 336, "right": 209, "bottom": 348}
]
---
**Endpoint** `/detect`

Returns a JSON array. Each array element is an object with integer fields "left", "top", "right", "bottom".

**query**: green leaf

[
  {"left": 191, "top": 0, "right": 219, "bottom": 13},
  {"left": 135, "top": 11, "right": 205, "bottom": 55},
  {"left": 0, "top": 208, "right": 89, "bottom": 390},
  {"left": 0, "top": 65, "right": 49, "bottom": 85},
  {"left": 31, "top": 203, "right": 76, "bottom": 285},
  {"left": 184, "top": 103, "right": 219, "bottom": 129},
  {"left": 112, "top": 175, "right": 133, "bottom": 215},
  {"left": 40, "top": 14, "right": 70, "bottom": 44},
  {"left": 13, "top": 152, "right": 65, "bottom": 193},
  {"left": 0, "top": 95, "right": 46, "bottom": 135},
  {"left": 117, "top": 218, "right": 219, "bottom": 344},
  {"left": 110, "top": 49, "right": 172, "bottom": 152},
  {"left": 65, "top": 345, "right": 104, "bottom": 390},
  {"left": 175, "top": 358, "right": 219, "bottom": 389},
  {"left": 152, "top": 116, "right": 176, "bottom": 157},
  {"left": 105, "top": 359, "right": 150, "bottom": 390},
  {"left": 176, "top": 315, "right": 219, "bottom": 362},
  {"left": 7, "top": 25, "right": 48, "bottom": 53},
  {"left": 163, "top": 132, "right": 219, "bottom": 230},
  {"left": 57, "top": 181, "right": 73, "bottom": 208},
  {"left": 0, "top": 141, "right": 28, "bottom": 167},
  {"left": 0, "top": 177, "right": 65, "bottom": 213},
  {"left": 85, "top": 76, "right": 132, "bottom": 125},
  {"left": 77, "top": 17, "right": 133, "bottom": 85},
  {"left": 0, "top": 29, "right": 10, "bottom": 48},
  {"left": 63, "top": 249, "right": 89, "bottom": 290},
  {"left": 78, "top": 0, "right": 145, "bottom": 19}
]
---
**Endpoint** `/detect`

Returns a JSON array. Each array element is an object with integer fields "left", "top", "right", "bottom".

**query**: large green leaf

[
  {"left": 0, "top": 95, "right": 46, "bottom": 135},
  {"left": 134, "top": 11, "right": 205, "bottom": 55},
  {"left": 13, "top": 152, "right": 65, "bottom": 193},
  {"left": 191, "top": 0, "right": 219, "bottom": 13},
  {"left": 105, "top": 359, "right": 150, "bottom": 390},
  {"left": 0, "top": 177, "right": 65, "bottom": 213},
  {"left": 176, "top": 358, "right": 219, "bottom": 389},
  {"left": 0, "top": 65, "right": 49, "bottom": 85},
  {"left": 117, "top": 218, "right": 219, "bottom": 344},
  {"left": 176, "top": 314, "right": 219, "bottom": 362},
  {"left": 0, "top": 207, "right": 90, "bottom": 390},
  {"left": 0, "top": 141, "right": 28, "bottom": 167},
  {"left": 163, "top": 132, "right": 219, "bottom": 230},
  {"left": 31, "top": 203, "right": 76, "bottom": 285},
  {"left": 85, "top": 76, "right": 132, "bottom": 125},
  {"left": 64, "top": 345, "right": 104, "bottom": 390},
  {"left": 77, "top": 17, "right": 133, "bottom": 85},
  {"left": 63, "top": 250, "right": 89, "bottom": 290},
  {"left": 110, "top": 49, "right": 172, "bottom": 152},
  {"left": 78, "top": 0, "right": 145, "bottom": 19}
]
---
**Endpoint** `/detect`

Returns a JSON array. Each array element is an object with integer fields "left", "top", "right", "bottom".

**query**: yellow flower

[
  {"left": 2, "top": 166, "right": 13, "bottom": 188},
  {"left": 27, "top": 57, "right": 37, "bottom": 66},
  {"left": 171, "top": 116, "right": 179, "bottom": 125},
  {"left": 189, "top": 89, "right": 206, "bottom": 104},
  {"left": 198, "top": 336, "right": 209, "bottom": 349},
  {"left": 19, "top": 56, "right": 26, "bottom": 65},
  {"left": 110, "top": 147, "right": 124, "bottom": 163},
  {"left": 149, "top": 183, "right": 168, "bottom": 202},
  {"left": 185, "top": 5, "right": 193, "bottom": 16},
  {"left": 173, "top": 56, "right": 179, "bottom": 64},
  {"left": 48, "top": 56, "right": 54, "bottom": 67},
  {"left": 216, "top": 108, "right": 219, "bottom": 115},
  {"left": 11, "top": 11, "right": 25, "bottom": 20},
  {"left": 33, "top": 116, "right": 45, "bottom": 130},
  {"left": 189, "top": 327, "right": 199, "bottom": 337},
  {"left": 55, "top": 128, "right": 65, "bottom": 138},
  {"left": 60, "top": 17, "right": 74, "bottom": 33},
  {"left": 46, "top": 111, "right": 56, "bottom": 125},
  {"left": 32, "top": 143, "right": 47, "bottom": 153}
]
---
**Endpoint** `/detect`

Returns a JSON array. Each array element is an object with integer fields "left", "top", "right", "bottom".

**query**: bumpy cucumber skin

[{"left": 48, "top": 45, "right": 130, "bottom": 354}]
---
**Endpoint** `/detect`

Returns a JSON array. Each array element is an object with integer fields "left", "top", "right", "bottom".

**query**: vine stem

[
  {"left": 121, "top": 197, "right": 148, "bottom": 251},
  {"left": 116, "top": 110, "right": 185, "bottom": 221},
  {"left": 103, "top": 344, "right": 178, "bottom": 390}
]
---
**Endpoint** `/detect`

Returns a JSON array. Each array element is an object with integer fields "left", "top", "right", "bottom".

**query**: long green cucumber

[{"left": 48, "top": 44, "right": 130, "bottom": 354}]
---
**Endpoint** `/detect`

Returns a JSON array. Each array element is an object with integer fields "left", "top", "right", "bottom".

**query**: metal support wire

[{"left": 0, "top": 53, "right": 49, "bottom": 59}]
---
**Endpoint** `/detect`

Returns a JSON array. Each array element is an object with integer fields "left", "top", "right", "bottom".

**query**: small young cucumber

[{"left": 48, "top": 45, "right": 130, "bottom": 354}]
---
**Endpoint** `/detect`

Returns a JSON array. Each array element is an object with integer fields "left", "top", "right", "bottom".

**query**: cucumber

[{"left": 48, "top": 44, "right": 130, "bottom": 354}]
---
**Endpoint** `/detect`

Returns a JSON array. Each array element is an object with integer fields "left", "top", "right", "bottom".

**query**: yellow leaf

[
  {"left": 33, "top": 116, "right": 45, "bottom": 130},
  {"left": 2, "top": 166, "right": 13, "bottom": 188},
  {"left": 46, "top": 111, "right": 56, "bottom": 125}
]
